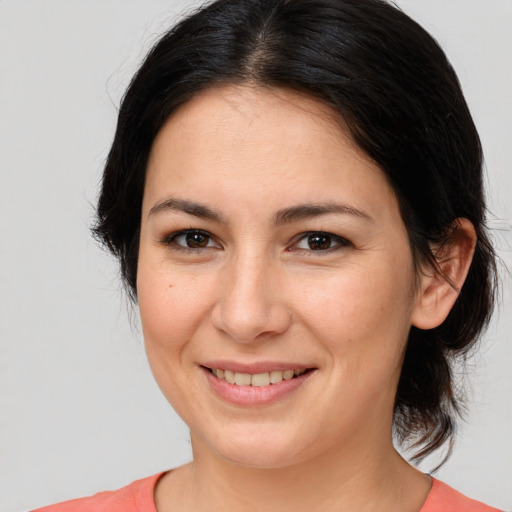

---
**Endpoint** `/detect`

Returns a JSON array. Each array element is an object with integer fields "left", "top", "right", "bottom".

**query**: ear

[{"left": 411, "top": 218, "right": 477, "bottom": 330}]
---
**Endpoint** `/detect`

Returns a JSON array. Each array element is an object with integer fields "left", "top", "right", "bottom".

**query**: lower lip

[{"left": 202, "top": 367, "right": 315, "bottom": 406}]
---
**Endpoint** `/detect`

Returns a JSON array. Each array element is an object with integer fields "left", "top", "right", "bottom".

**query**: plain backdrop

[{"left": 1, "top": 1, "right": 511, "bottom": 511}]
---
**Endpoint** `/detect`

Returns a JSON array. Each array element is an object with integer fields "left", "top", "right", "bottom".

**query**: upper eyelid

[
  {"left": 290, "top": 231, "right": 352, "bottom": 250},
  {"left": 294, "top": 230, "right": 350, "bottom": 242},
  {"left": 163, "top": 229, "right": 219, "bottom": 247},
  {"left": 160, "top": 228, "right": 350, "bottom": 250}
]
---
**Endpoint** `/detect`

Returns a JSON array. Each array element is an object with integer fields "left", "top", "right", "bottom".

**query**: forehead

[
  {"left": 144, "top": 85, "right": 398, "bottom": 221},
  {"left": 169, "top": 84, "right": 345, "bottom": 133},
  {"left": 148, "top": 84, "right": 368, "bottom": 170}
]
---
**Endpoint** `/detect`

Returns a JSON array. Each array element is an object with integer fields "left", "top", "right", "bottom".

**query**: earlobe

[{"left": 411, "top": 218, "right": 477, "bottom": 330}]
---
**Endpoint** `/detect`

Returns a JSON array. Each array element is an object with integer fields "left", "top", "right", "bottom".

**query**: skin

[{"left": 137, "top": 85, "right": 476, "bottom": 511}]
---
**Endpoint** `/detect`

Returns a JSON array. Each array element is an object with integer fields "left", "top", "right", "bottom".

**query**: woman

[{"left": 34, "top": 0, "right": 502, "bottom": 510}]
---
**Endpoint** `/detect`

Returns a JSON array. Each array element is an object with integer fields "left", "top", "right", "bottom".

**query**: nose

[{"left": 211, "top": 253, "right": 292, "bottom": 343}]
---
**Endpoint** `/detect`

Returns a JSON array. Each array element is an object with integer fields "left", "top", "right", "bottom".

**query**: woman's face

[{"left": 138, "top": 85, "right": 424, "bottom": 468}]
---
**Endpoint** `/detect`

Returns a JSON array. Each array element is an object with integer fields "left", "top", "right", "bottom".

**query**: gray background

[{"left": 1, "top": 1, "right": 511, "bottom": 511}]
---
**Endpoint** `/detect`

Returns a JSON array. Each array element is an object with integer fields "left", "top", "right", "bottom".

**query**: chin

[{"left": 197, "top": 426, "right": 309, "bottom": 469}]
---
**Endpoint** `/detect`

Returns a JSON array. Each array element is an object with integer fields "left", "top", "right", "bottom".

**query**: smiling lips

[
  {"left": 210, "top": 368, "right": 308, "bottom": 387},
  {"left": 203, "top": 363, "right": 315, "bottom": 405}
]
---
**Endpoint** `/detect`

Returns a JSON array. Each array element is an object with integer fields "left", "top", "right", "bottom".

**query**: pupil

[
  {"left": 186, "top": 232, "right": 208, "bottom": 248},
  {"left": 308, "top": 234, "right": 331, "bottom": 250}
]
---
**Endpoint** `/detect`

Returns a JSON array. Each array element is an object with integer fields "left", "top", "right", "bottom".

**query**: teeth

[
  {"left": 251, "top": 372, "right": 270, "bottom": 387},
  {"left": 211, "top": 368, "right": 308, "bottom": 386},
  {"left": 269, "top": 370, "right": 283, "bottom": 384},
  {"left": 283, "top": 369, "right": 295, "bottom": 380},
  {"left": 234, "top": 372, "right": 252, "bottom": 386}
]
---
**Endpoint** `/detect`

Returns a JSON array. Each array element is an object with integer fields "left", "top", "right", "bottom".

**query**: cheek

[
  {"left": 138, "top": 265, "right": 216, "bottom": 350},
  {"left": 294, "top": 261, "right": 415, "bottom": 366},
  {"left": 136, "top": 263, "right": 217, "bottom": 414}
]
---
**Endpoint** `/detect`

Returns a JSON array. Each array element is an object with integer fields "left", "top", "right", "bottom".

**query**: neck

[{"left": 163, "top": 434, "right": 430, "bottom": 512}]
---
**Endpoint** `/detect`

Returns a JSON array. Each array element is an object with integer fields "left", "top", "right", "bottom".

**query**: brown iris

[
  {"left": 186, "top": 232, "right": 210, "bottom": 248},
  {"left": 307, "top": 233, "right": 332, "bottom": 250}
]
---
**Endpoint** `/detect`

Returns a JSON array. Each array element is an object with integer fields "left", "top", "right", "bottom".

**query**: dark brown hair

[{"left": 93, "top": 0, "right": 497, "bottom": 463}]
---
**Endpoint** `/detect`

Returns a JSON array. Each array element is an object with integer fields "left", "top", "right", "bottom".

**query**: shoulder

[
  {"left": 420, "top": 478, "right": 503, "bottom": 512},
  {"left": 32, "top": 472, "right": 165, "bottom": 512}
]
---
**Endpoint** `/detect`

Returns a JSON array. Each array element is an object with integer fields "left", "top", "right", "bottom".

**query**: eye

[
  {"left": 163, "top": 229, "right": 220, "bottom": 250},
  {"left": 293, "top": 231, "right": 350, "bottom": 252}
]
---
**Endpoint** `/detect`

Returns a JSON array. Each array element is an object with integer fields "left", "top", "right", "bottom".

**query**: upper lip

[{"left": 201, "top": 361, "right": 315, "bottom": 374}]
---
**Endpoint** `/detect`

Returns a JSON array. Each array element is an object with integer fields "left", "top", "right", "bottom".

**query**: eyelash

[
  {"left": 160, "top": 229, "right": 352, "bottom": 254},
  {"left": 291, "top": 231, "right": 352, "bottom": 254},
  {"left": 161, "top": 229, "right": 220, "bottom": 253}
]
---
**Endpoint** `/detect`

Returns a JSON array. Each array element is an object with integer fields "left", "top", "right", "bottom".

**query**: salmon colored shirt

[{"left": 33, "top": 473, "right": 502, "bottom": 512}]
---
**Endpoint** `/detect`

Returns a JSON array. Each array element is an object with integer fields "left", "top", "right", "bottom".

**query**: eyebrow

[
  {"left": 148, "top": 198, "right": 225, "bottom": 223},
  {"left": 273, "top": 202, "right": 374, "bottom": 225},
  {"left": 148, "top": 198, "right": 373, "bottom": 224}
]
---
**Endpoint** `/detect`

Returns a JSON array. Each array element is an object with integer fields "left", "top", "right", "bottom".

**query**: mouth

[
  {"left": 205, "top": 367, "right": 314, "bottom": 387},
  {"left": 201, "top": 363, "right": 317, "bottom": 406}
]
